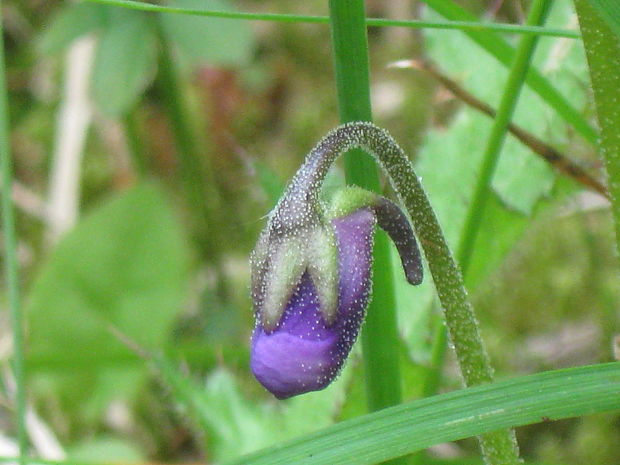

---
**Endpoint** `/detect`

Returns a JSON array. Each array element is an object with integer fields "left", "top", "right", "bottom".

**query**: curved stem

[{"left": 289, "top": 121, "right": 520, "bottom": 464}]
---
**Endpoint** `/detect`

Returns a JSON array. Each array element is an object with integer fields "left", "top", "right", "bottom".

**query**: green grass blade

[
  {"left": 80, "top": 0, "right": 579, "bottom": 38},
  {"left": 328, "top": 0, "right": 403, "bottom": 435},
  {"left": 225, "top": 363, "right": 620, "bottom": 465},
  {"left": 585, "top": 0, "right": 620, "bottom": 37},
  {"left": 421, "top": 0, "right": 597, "bottom": 144},
  {"left": 458, "top": 0, "right": 551, "bottom": 276},
  {"left": 0, "top": 9, "right": 27, "bottom": 465},
  {"left": 575, "top": 1, "right": 620, "bottom": 256}
]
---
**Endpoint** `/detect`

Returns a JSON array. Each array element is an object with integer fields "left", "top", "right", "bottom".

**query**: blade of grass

[
  {"left": 421, "top": 0, "right": 598, "bottom": 145},
  {"left": 575, "top": 0, "right": 620, "bottom": 256},
  {"left": 3, "top": 363, "right": 617, "bottom": 465},
  {"left": 80, "top": 0, "right": 579, "bottom": 38},
  {"left": 585, "top": 0, "right": 620, "bottom": 37},
  {"left": 224, "top": 362, "right": 620, "bottom": 465},
  {"left": 154, "top": 23, "right": 230, "bottom": 299},
  {"left": 0, "top": 9, "right": 27, "bottom": 465},
  {"left": 328, "top": 2, "right": 404, "bottom": 450},
  {"left": 457, "top": 0, "right": 552, "bottom": 275},
  {"left": 82, "top": 0, "right": 594, "bottom": 143}
]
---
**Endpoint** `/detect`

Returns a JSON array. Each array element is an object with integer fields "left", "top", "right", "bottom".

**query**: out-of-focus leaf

[
  {"left": 38, "top": 3, "right": 109, "bottom": 55},
  {"left": 160, "top": 0, "right": 253, "bottom": 67},
  {"left": 423, "top": 2, "right": 588, "bottom": 214},
  {"left": 68, "top": 437, "right": 144, "bottom": 462},
  {"left": 91, "top": 9, "right": 157, "bottom": 116},
  {"left": 26, "top": 183, "right": 189, "bottom": 421},
  {"left": 253, "top": 159, "right": 284, "bottom": 209},
  {"left": 586, "top": 0, "right": 620, "bottom": 38},
  {"left": 154, "top": 356, "right": 348, "bottom": 463}
]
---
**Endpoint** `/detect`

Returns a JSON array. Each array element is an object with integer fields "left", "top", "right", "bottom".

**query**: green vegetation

[{"left": 1, "top": 1, "right": 619, "bottom": 465}]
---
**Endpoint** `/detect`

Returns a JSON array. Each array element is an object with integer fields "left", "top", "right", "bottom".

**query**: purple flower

[
  {"left": 249, "top": 128, "right": 423, "bottom": 399},
  {"left": 251, "top": 208, "right": 375, "bottom": 399}
]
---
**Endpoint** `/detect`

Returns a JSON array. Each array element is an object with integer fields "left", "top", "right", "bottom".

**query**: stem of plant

[
  {"left": 574, "top": 0, "right": 620, "bottom": 257},
  {"left": 82, "top": 0, "right": 582, "bottom": 38},
  {"left": 458, "top": 0, "right": 552, "bottom": 276},
  {"left": 428, "top": 0, "right": 551, "bottom": 460},
  {"left": 285, "top": 121, "right": 518, "bottom": 464},
  {"left": 0, "top": 10, "right": 27, "bottom": 465},
  {"left": 328, "top": 3, "right": 405, "bottom": 458},
  {"left": 155, "top": 22, "right": 229, "bottom": 299},
  {"left": 123, "top": 111, "right": 149, "bottom": 177}
]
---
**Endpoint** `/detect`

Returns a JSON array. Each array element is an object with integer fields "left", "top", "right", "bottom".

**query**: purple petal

[{"left": 251, "top": 208, "right": 375, "bottom": 399}]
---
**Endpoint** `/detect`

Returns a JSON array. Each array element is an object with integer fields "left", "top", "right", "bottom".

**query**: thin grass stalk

[
  {"left": 154, "top": 24, "right": 230, "bottom": 299},
  {"left": 445, "top": 0, "right": 553, "bottom": 460},
  {"left": 0, "top": 11, "right": 27, "bottom": 465},
  {"left": 575, "top": 0, "right": 620, "bottom": 256},
  {"left": 457, "top": 0, "right": 552, "bottom": 274},
  {"left": 82, "top": 0, "right": 580, "bottom": 38},
  {"left": 328, "top": 0, "right": 404, "bottom": 429}
]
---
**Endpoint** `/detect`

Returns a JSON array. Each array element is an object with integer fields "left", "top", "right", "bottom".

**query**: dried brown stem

[{"left": 394, "top": 58, "right": 609, "bottom": 199}]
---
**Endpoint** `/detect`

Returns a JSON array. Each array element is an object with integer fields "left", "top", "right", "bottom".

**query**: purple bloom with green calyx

[{"left": 250, "top": 133, "right": 423, "bottom": 399}]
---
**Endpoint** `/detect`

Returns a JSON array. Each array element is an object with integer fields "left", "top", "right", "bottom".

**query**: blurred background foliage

[{"left": 1, "top": 0, "right": 618, "bottom": 464}]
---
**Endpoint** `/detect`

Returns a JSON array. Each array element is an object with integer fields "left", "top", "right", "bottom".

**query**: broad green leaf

[
  {"left": 423, "top": 2, "right": 587, "bottom": 214},
  {"left": 26, "top": 183, "right": 189, "bottom": 420},
  {"left": 38, "top": 3, "right": 109, "bottom": 55},
  {"left": 91, "top": 9, "right": 156, "bottom": 116},
  {"left": 160, "top": 0, "right": 253, "bottom": 67},
  {"left": 226, "top": 363, "right": 620, "bottom": 465},
  {"left": 586, "top": 0, "right": 620, "bottom": 38}
]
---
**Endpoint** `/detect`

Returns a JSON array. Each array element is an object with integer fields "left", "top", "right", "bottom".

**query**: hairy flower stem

[{"left": 298, "top": 122, "right": 520, "bottom": 465}]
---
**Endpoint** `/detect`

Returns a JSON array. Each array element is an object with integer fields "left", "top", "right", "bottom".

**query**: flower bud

[
  {"left": 249, "top": 125, "right": 424, "bottom": 399},
  {"left": 251, "top": 207, "right": 375, "bottom": 399}
]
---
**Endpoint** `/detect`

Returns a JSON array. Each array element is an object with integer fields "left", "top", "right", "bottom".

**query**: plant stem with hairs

[{"left": 283, "top": 122, "right": 521, "bottom": 465}]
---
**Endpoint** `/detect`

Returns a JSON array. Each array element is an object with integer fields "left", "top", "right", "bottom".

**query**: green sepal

[
  {"left": 327, "top": 185, "right": 380, "bottom": 219},
  {"left": 261, "top": 236, "right": 306, "bottom": 331},
  {"left": 306, "top": 226, "right": 340, "bottom": 325}
]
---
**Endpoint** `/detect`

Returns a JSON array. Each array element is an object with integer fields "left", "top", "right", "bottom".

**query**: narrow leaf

[
  {"left": 226, "top": 363, "right": 620, "bottom": 465},
  {"left": 586, "top": 0, "right": 620, "bottom": 38},
  {"left": 575, "top": 0, "right": 620, "bottom": 256}
]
